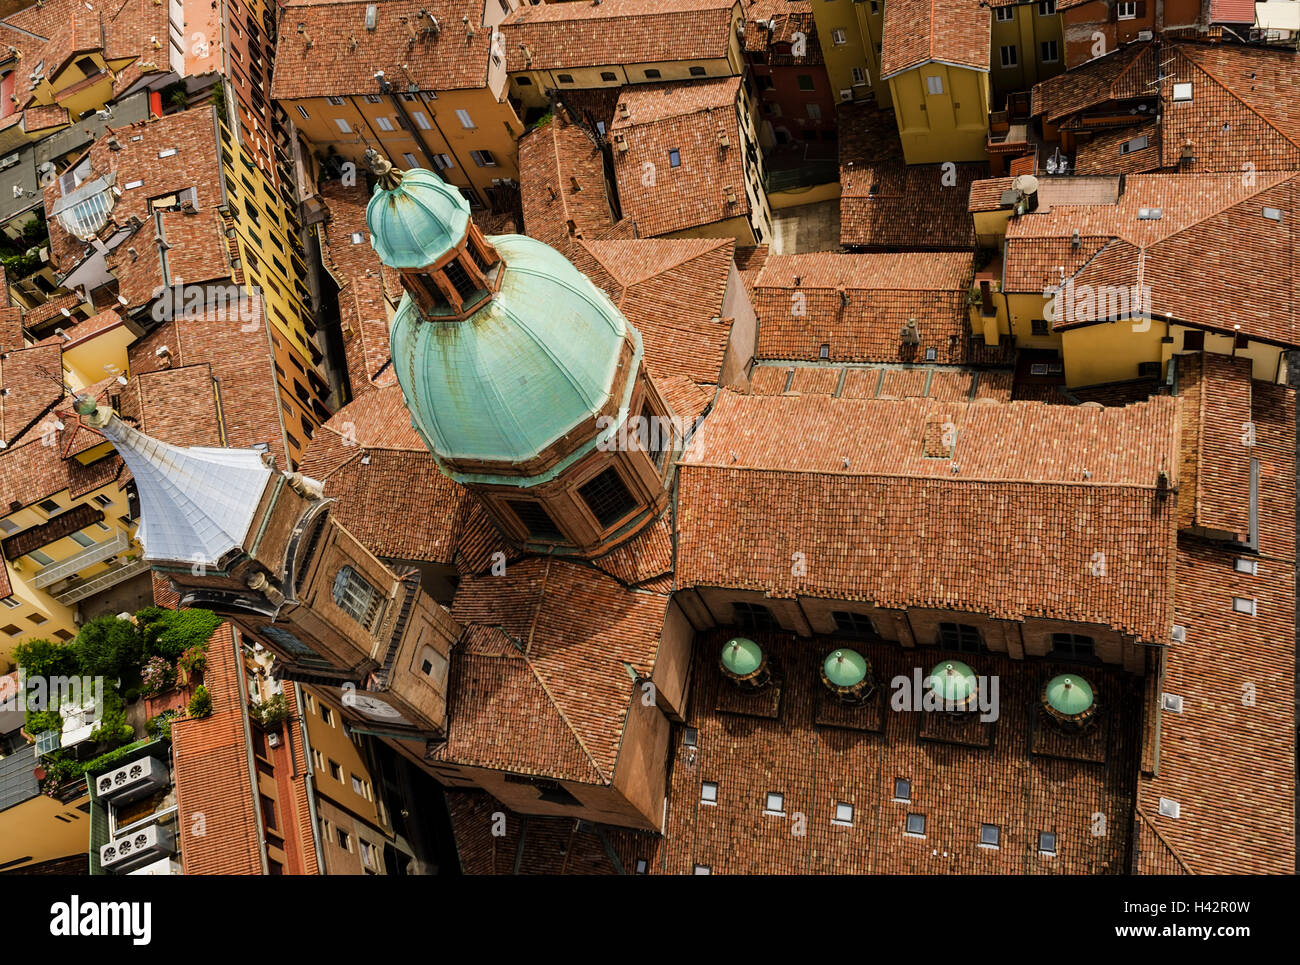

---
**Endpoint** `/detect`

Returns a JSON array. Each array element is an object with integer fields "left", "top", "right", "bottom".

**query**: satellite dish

[{"left": 1012, "top": 175, "right": 1040, "bottom": 195}]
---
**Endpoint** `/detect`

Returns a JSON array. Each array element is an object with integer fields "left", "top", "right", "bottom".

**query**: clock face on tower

[{"left": 345, "top": 692, "right": 411, "bottom": 725}]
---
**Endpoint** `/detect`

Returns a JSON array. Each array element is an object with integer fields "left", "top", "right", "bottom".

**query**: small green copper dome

[
  {"left": 1044, "top": 675, "right": 1094, "bottom": 716},
  {"left": 366, "top": 167, "right": 471, "bottom": 269},
  {"left": 391, "top": 234, "right": 635, "bottom": 478},
  {"left": 927, "top": 660, "right": 977, "bottom": 703},
  {"left": 721, "top": 638, "right": 763, "bottom": 677},
  {"left": 823, "top": 649, "right": 868, "bottom": 688}
]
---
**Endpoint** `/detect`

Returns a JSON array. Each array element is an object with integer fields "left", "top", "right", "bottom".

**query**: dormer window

[{"left": 333, "top": 565, "right": 382, "bottom": 631}]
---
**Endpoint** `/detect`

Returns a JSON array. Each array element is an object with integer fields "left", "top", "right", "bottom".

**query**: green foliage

[
  {"left": 0, "top": 218, "right": 46, "bottom": 279},
  {"left": 89, "top": 689, "right": 132, "bottom": 748},
  {"left": 12, "top": 638, "right": 77, "bottom": 678},
  {"left": 177, "top": 645, "right": 208, "bottom": 677},
  {"left": 25, "top": 708, "right": 62, "bottom": 735},
  {"left": 249, "top": 693, "right": 289, "bottom": 727},
  {"left": 163, "top": 80, "right": 189, "bottom": 110},
  {"left": 141, "top": 608, "right": 220, "bottom": 661},
  {"left": 210, "top": 81, "right": 227, "bottom": 120},
  {"left": 72, "top": 615, "right": 141, "bottom": 679},
  {"left": 145, "top": 711, "right": 177, "bottom": 741},
  {"left": 187, "top": 685, "right": 212, "bottom": 719},
  {"left": 140, "top": 656, "right": 175, "bottom": 697}
]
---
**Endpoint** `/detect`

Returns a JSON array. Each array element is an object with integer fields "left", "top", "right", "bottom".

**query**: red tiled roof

[
  {"left": 439, "top": 558, "right": 670, "bottom": 784},
  {"left": 319, "top": 180, "right": 396, "bottom": 394},
  {"left": 880, "top": 0, "right": 990, "bottom": 79},
  {"left": 610, "top": 78, "right": 750, "bottom": 237},
  {"left": 501, "top": 0, "right": 739, "bottom": 73},
  {"left": 839, "top": 103, "right": 983, "bottom": 248},
  {"left": 752, "top": 252, "right": 974, "bottom": 363},
  {"left": 0, "top": 343, "right": 63, "bottom": 445},
  {"left": 579, "top": 237, "right": 738, "bottom": 385},
  {"left": 1137, "top": 360, "right": 1295, "bottom": 874},
  {"left": 519, "top": 111, "right": 627, "bottom": 254},
  {"left": 678, "top": 391, "right": 1181, "bottom": 642},
  {"left": 1031, "top": 44, "right": 1156, "bottom": 124},
  {"left": 1004, "top": 172, "right": 1300, "bottom": 344},
  {"left": 1179, "top": 353, "right": 1254, "bottom": 542},
  {"left": 272, "top": 0, "right": 492, "bottom": 98}
]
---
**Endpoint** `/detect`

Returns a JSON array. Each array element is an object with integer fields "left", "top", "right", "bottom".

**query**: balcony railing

[
  {"left": 51, "top": 557, "right": 151, "bottom": 606},
  {"left": 31, "top": 528, "right": 130, "bottom": 589}
]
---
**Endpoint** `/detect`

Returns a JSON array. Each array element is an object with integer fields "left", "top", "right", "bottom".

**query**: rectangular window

[
  {"left": 507, "top": 500, "right": 563, "bottom": 541},
  {"left": 733, "top": 601, "right": 777, "bottom": 632},
  {"left": 832, "top": 611, "right": 876, "bottom": 638},
  {"left": 0, "top": 597, "right": 19, "bottom": 609},
  {"left": 831, "top": 28, "right": 847, "bottom": 45},
  {"left": 905, "top": 813, "right": 926, "bottom": 837},
  {"left": 1038, "top": 0, "right": 1056, "bottom": 14},
  {"left": 261, "top": 795, "right": 278, "bottom": 830},
  {"left": 1050, "top": 633, "right": 1095, "bottom": 660},
  {"left": 295, "top": 105, "right": 309, "bottom": 119},
  {"left": 334, "top": 118, "right": 351, "bottom": 133},
  {"left": 93, "top": 493, "right": 114, "bottom": 507},
  {"left": 1000, "top": 45, "right": 1018, "bottom": 68},
  {"left": 28, "top": 549, "right": 54, "bottom": 566},
  {"left": 1030, "top": 318, "right": 1050, "bottom": 336},
  {"left": 644, "top": 68, "right": 662, "bottom": 79},
  {"left": 806, "top": 103, "right": 821, "bottom": 120},
  {"left": 995, "top": 6, "right": 1014, "bottom": 20},
  {"left": 375, "top": 116, "right": 394, "bottom": 131},
  {"left": 322, "top": 707, "right": 335, "bottom": 728},
  {"left": 938, "top": 622, "right": 982, "bottom": 653},
  {"left": 926, "top": 75, "right": 943, "bottom": 95},
  {"left": 1038, "top": 831, "right": 1057, "bottom": 854},
  {"left": 689, "top": 66, "right": 706, "bottom": 77},
  {"left": 980, "top": 824, "right": 1001, "bottom": 847},
  {"left": 69, "top": 531, "right": 95, "bottom": 547},
  {"left": 37, "top": 499, "right": 60, "bottom": 515},
  {"left": 470, "top": 150, "right": 497, "bottom": 167},
  {"left": 851, "top": 67, "right": 866, "bottom": 84},
  {"left": 455, "top": 109, "right": 475, "bottom": 129},
  {"left": 412, "top": 111, "right": 431, "bottom": 130},
  {"left": 668, "top": 149, "right": 681, "bottom": 168},
  {"left": 1040, "top": 40, "right": 1059, "bottom": 62},
  {"left": 336, "top": 828, "right": 352, "bottom": 851},
  {"left": 797, "top": 74, "right": 815, "bottom": 91},
  {"left": 433, "top": 154, "right": 455, "bottom": 170},
  {"left": 557, "top": 73, "right": 574, "bottom": 84},
  {"left": 327, "top": 96, "right": 346, "bottom": 106},
  {"left": 1117, "top": 1, "right": 1136, "bottom": 18},
  {"left": 351, "top": 775, "right": 366, "bottom": 796},
  {"left": 403, "top": 153, "right": 421, "bottom": 168},
  {"left": 328, "top": 759, "right": 342, "bottom": 780},
  {"left": 577, "top": 468, "right": 638, "bottom": 528}
]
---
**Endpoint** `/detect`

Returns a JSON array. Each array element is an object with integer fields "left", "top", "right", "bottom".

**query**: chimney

[
  {"left": 155, "top": 344, "right": 172, "bottom": 367},
  {"left": 724, "top": 185, "right": 738, "bottom": 204},
  {"left": 718, "top": 129, "right": 730, "bottom": 149},
  {"left": 1071, "top": 228, "right": 1080, "bottom": 249}
]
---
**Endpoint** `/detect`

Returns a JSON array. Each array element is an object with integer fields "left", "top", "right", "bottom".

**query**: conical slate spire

[{"left": 80, "top": 399, "right": 272, "bottom": 566}]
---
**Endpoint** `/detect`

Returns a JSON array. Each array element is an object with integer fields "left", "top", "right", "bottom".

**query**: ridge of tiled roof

[
  {"left": 1031, "top": 44, "right": 1156, "bottom": 124},
  {"left": 879, "top": 0, "right": 990, "bottom": 80},
  {"left": 272, "top": 0, "right": 492, "bottom": 99},
  {"left": 519, "top": 111, "right": 626, "bottom": 253},
  {"left": 501, "top": 0, "right": 738, "bottom": 73}
]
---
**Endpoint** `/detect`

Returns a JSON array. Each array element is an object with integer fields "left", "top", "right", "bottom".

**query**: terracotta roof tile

[
  {"left": 880, "top": 0, "right": 990, "bottom": 79},
  {"left": 519, "top": 111, "right": 626, "bottom": 253},
  {"left": 678, "top": 391, "right": 1180, "bottom": 641},
  {"left": 501, "top": 0, "right": 738, "bottom": 73},
  {"left": 752, "top": 252, "right": 975, "bottom": 363},
  {"left": 610, "top": 78, "right": 749, "bottom": 237},
  {"left": 839, "top": 103, "right": 983, "bottom": 248},
  {"left": 273, "top": 0, "right": 492, "bottom": 99}
]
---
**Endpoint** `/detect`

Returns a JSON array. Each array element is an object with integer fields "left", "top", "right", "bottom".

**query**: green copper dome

[
  {"left": 823, "top": 649, "right": 868, "bottom": 688},
  {"left": 389, "top": 233, "right": 639, "bottom": 481},
  {"left": 927, "top": 660, "right": 977, "bottom": 703},
  {"left": 1044, "top": 675, "right": 1094, "bottom": 716},
  {"left": 721, "top": 638, "right": 764, "bottom": 677},
  {"left": 366, "top": 167, "right": 471, "bottom": 269}
]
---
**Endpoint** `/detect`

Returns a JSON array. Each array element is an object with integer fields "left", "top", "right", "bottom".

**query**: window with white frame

[
  {"left": 1000, "top": 45, "right": 1018, "bottom": 68},
  {"left": 926, "top": 75, "right": 943, "bottom": 95}
]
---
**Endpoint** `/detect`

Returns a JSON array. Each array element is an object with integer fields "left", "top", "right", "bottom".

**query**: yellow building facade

[{"left": 989, "top": 1, "right": 1065, "bottom": 99}]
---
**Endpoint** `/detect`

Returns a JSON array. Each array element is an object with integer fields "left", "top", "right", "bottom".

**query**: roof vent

[
  {"left": 1263, "top": 206, "right": 1283, "bottom": 223},
  {"left": 1161, "top": 692, "right": 1183, "bottom": 713},
  {"left": 1170, "top": 624, "right": 1186, "bottom": 643},
  {"left": 724, "top": 185, "right": 737, "bottom": 204},
  {"left": 1172, "top": 82, "right": 1192, "bottom": 102},
  {"left": 820, "top": 649, "right": 875, "bottom": 704},
  {"left": 1071, "top": 228, "right": 1080, "bottom": 248},
  {"left": 365, "top": 4, "right": 378, "bottom": 29},
  {"left": 719, "top": 637, "right": 772, "bottom": 692},
  {"left": 613, "top": 133, "right": 628, "bottom": 152},
  {"left": 718, "top": 129, "right": 730, "bottom": 149},
  {"left": 1138, "top": 207, "right": 1162, "bottom": 220},
  {"left": 1157, "top": 797, "right": 1180, "bottom": 819}
]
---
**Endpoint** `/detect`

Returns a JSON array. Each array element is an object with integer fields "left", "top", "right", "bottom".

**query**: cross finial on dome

[{"left": 365, "top": 148, "right": 403, "bottom": 191}]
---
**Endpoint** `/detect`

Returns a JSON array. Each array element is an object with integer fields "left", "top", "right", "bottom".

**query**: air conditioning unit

[
  {"left": 839, "top": 89, "right": 852, "bottom": 102},
  {"left": 100, "top": 824, "right": 176, "bottom": 873},
  {"left": 267, "top": 731, "right": 283, "bottom": 748},
  {"left": 1136, "top": 29, "right": 1153, "bottom": 41},
  {"left": 0, "top": 152, "right": 19, "bottom": 171},
  {"left": 95, "top": 756, "right": 169, "bottom": 806}
]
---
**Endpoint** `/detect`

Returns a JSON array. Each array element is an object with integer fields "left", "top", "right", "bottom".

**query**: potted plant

[{"left": 140, "top": 656, "right": 175, "bottom": 697}]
